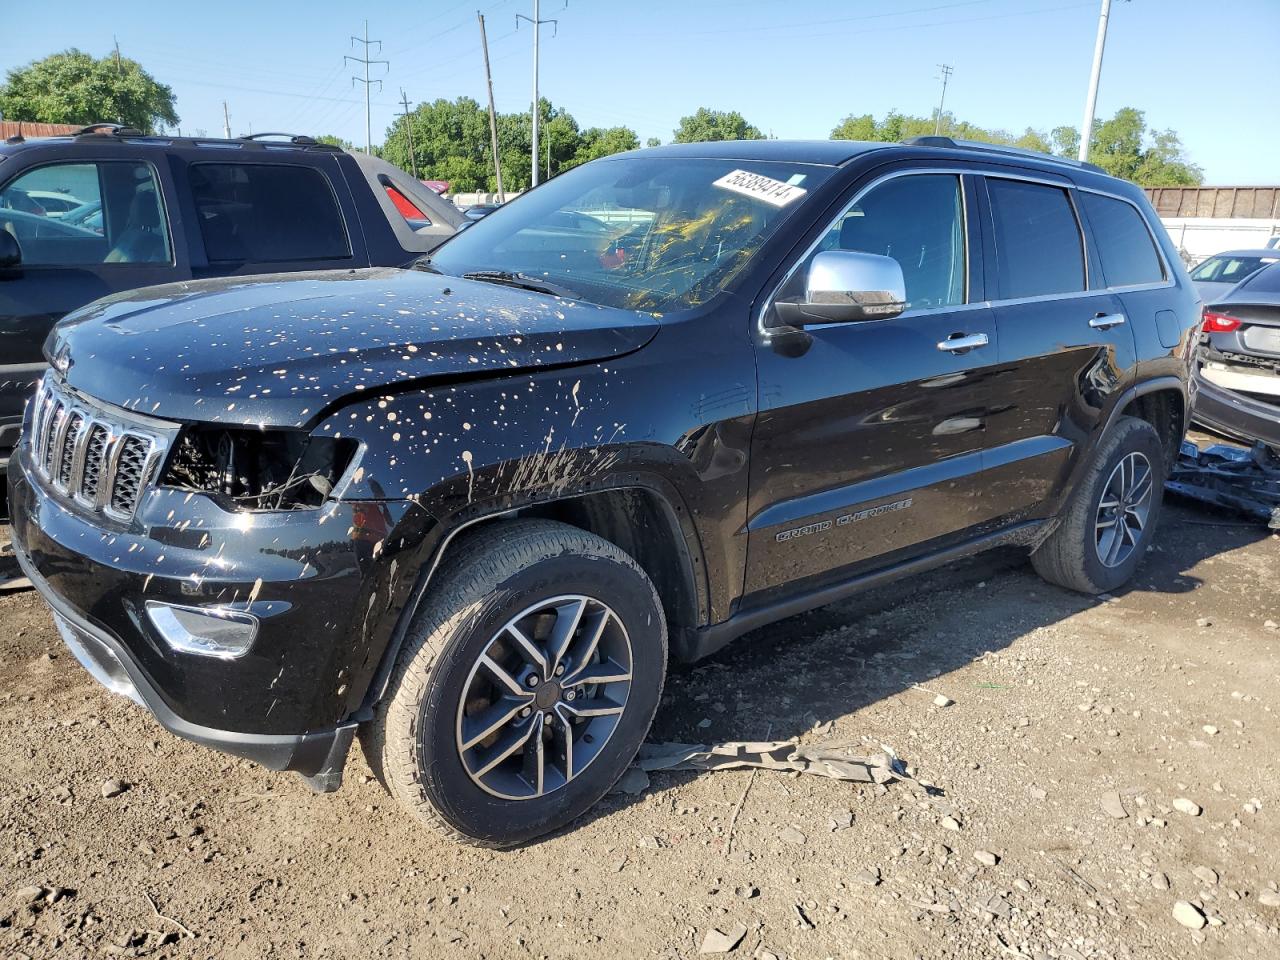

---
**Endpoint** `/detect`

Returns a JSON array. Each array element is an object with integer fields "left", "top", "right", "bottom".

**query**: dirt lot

[{"left": 2, "top": 487, "right": 1278, "bottom": 959}]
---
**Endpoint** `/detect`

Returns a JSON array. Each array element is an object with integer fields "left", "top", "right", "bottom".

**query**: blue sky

[{"left": 3, "top": 0, "right": 1278, "bottom": 184}]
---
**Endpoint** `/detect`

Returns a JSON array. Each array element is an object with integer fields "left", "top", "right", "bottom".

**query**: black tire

[
  {"left": 363, "top": 519, "right": 667, "bottom": 847},
  {"left": 1031, "top": 415, "right": 1166, "bottom": 595}
]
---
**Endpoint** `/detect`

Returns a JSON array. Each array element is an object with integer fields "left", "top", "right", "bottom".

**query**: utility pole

[
  {"left": 399, "top": 89, "right": 419, "bottom": 178},
  {"left": 346, "top": 20, "right": 389, "bottom": 155},
  {"left": 113, "top": 37, "right": 122, "bottom": 75},
  {"left": 516, "top": 1, "right": 559, "bottom": 188},
  {"left": 1078, "top": 0, "right": 1113, "bottom": 163},
  {"left": 477, "top": 11, "right": 505, "bottom": 202},
  {"left": 933, "top": 64, "right": 953, "bottom": 136},
  {"left": 222, "top": 101, "right": 232, "bottom": 139}
]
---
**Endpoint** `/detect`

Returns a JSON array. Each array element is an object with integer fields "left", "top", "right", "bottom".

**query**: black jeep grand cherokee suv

[{"left": 9, "top": 138, "right": 1199, "bottom": 846}]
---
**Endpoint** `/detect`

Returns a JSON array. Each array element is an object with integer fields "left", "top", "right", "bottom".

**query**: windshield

[
  {"left": 429, "top": 156, "right": 833, "bottom": 311},
  {"left": 1191, "top": 254, "right": 1276, "bottom": 283}
]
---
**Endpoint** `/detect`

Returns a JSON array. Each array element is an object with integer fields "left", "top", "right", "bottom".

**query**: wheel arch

[
  {"left": 360, "top": 480, "right": 709, "bottom": 712},
  {"left": 1109, "top": 377, "right": 1187, "bottom": 470}
]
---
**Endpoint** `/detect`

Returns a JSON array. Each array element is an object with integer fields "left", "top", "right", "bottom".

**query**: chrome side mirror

[{"left": 772, "top": 250, "right": 906, "bottom": 327}]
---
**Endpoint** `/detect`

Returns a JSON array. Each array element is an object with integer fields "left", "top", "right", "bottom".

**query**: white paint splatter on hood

[{"left": 50, "top": 267, "right": 660, "bottom": 429}]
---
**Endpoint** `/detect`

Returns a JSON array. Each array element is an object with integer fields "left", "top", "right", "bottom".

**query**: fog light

[{"left": 145, "top": 601, "right": 259, "bottom": 659}]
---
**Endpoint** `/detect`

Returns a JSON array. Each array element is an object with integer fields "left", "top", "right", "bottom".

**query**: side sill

[{"left": 680, "top": 520, "right": 1046, "bottom": 663}]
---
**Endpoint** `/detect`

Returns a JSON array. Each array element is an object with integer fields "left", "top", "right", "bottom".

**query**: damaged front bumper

[
  {"left": 6, "top": 444, "right": 420, "bottom": 793},
  {"left": 13, "top": 545, "right": 356, "bottom": 789}
]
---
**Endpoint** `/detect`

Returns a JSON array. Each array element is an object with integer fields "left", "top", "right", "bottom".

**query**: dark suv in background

[
  {"left": 0, "top": 125, "right": 461, "bottom": 472},
  {"left": 9, "top": 137, "right": 1199, "bottom": 846}
]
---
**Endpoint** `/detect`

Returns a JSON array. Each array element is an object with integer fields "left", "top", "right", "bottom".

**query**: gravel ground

[{"left": 2, "top": 491, "right": 1278, "bottom": 959}]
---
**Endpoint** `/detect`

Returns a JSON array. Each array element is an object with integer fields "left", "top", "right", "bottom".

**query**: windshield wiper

[{"left": 462, "top": 270, "right": 579, "bottom": 300}]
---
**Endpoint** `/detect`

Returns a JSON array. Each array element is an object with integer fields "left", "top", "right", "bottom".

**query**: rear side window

[
  {"left": 1081, "top": 192, "right": 1164, "bottom": 287},
  {"left": 188, "top": 162, "right": 350, "bottom": 263},
  {"left": 380, "top": 177, "right": 429, "bottom": 223},
  {"left": 987, "top": 179, "right": 1085, "bottom": 299}
]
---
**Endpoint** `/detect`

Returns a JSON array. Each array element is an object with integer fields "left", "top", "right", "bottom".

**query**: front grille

[
  {"left": 28, "top": 374, "right": 176, "bottom": 521},
  {"left": 110, "top": 436, "right": 150, "bottom": 514},
  {"left": 57, "top": 412, "right": 84, "bottom": 487},
  {"left": 80, "top": 425, "right": 109, "bottom": 500}
]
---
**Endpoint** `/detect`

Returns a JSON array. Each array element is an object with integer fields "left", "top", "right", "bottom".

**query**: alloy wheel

[
  {"left": 454, "top": 595, "right": 633, "bottom": 800},
  {"left": 1094, "top": 451, "right": 1154, "bottom": 568}
]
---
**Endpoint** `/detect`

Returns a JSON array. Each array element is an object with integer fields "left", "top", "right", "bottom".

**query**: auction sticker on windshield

[{"left": 712, "top": 169, "right": 807, "bottom": 207}]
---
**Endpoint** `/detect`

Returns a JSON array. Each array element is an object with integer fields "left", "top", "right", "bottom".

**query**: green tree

[
  {"left": 572, "top": 126, "right": 640, "bottom": 166},
  {"left": 382, "top": 97, "right": 637, "bottom": 191},
  {"left": 829, "top": 113, "right": 883, "bottom": 141},
  {"left": 645, "top": 136, "right": 662, "bottom": 148},
  {"left": 831, "top": 110, "right": 1047, "bottom": 150},
  {"left": 830, "top": 106, "right": 1201, "bottom": 186},
  {"left": 382, "top": 96, "right": 491, "bottom": 190},
  {"left": 673, "top": 108, "right": 764, "bottom": 143},
  {"left": 1086, "top": 108, "right": 1202, "bottom": 186},
  {"left": 316, "top": 134, "right": 353, "bottom": 150},
  {"left": 1050, "top": 125, "right": 1080, "bottom": 158},
  {"left": 0, "top": 48, "right": 178, "bottom": 133}
]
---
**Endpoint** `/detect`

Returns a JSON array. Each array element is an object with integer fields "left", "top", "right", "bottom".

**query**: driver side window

[
  {"left": 0, "top": 161, "right": 171, "bottom": 266},
  {"left": 809, "top": 174, "right": 967, "bottom": 310}
]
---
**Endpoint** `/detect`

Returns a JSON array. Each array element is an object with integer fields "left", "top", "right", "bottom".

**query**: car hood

[{"left": 49, "top": 268, "right": 659, "bottom": 428}]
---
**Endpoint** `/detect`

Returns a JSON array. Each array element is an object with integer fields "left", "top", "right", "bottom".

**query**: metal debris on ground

[
  {"left": 635, "top": 738, "right": 912, "bottom": 786},
  {"left": 1166, "top": 440, "right": 1280, "bottom": 529}
]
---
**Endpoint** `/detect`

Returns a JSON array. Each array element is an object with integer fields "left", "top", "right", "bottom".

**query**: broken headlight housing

[{"left": 162, "top": 426, "right": 359, "bottom": 511}]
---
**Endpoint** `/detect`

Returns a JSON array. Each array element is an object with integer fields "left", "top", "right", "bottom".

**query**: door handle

[
  {"left": 936, "top": 332, "right": 989, "bottom": 353},
  {"left": 1089, "top": 313, "right": 1127, "bottom": 330}
]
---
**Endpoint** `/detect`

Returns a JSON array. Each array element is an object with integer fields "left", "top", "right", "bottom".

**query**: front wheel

[
  {"left": 1031, "top": 415, "right": 1166, "bottom": 595},
  {"left": 364, "top": 519, "right": 667, "bottom": 847}
]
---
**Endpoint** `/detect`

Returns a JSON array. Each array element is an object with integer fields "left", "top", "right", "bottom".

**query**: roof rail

[
  {"left": 240, "top": 132, "right": 315, "bottom": 145},
  {"left": 73, "top": 122, "right": 146, "bottom": 138},
  {"left": 902, "top": 135, "right": 1106, "bottom": 175},
  {"left": 238, "top": 132, "right": 342, "bottom": 151},
  {"left": 4, "top": 123, "right": 343, "bottom": 153}
]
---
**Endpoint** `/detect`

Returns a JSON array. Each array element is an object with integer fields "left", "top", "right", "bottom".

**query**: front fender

[{"left": 321, "top": 351, "right": 756, "bottom": 718}]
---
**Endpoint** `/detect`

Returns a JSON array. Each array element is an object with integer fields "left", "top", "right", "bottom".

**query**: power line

[
  {"left": 170, "top": 75, "right": 394, "bottom": 109},
  {"left": 626, "top": 0, "right": 1093, "bottom": 43},
  {"left": 383, "top": 0, "right": 514, "bottom": 61},
  {"left": 289, "top": 60, "right": 349, "bottom": 134},
  {"left": 346, "top": 19, "right": 389, "bottom": 155}
]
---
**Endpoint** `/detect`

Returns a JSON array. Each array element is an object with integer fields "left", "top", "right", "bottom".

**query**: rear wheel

[
  {"left": 364, "top": 519, "right": 666, "bottom": 847},
  {"left": 1031, "top": 415, "right": 1165, "bottom": 594}
]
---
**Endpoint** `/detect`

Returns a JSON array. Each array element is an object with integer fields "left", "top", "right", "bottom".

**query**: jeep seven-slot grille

[{"left": 28, "top": 375, "right": 173, "bottom": 521}]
